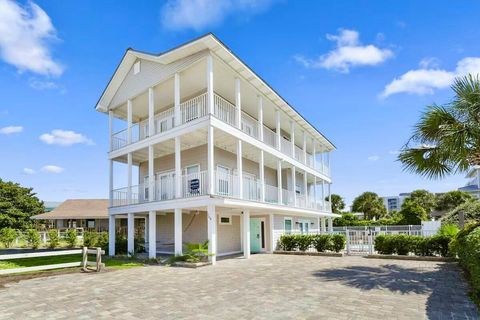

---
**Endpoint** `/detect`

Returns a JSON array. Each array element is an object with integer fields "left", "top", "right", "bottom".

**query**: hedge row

[
  {"left": 374, "top": 234, "right": 453, "bottom": 257},
  {"left": 278, "top": 234, "right": 346, "bottom": 253}
]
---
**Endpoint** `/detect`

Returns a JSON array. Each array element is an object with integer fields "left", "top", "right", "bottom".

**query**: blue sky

[{"left": 1, "top": 0, "right": 479, "bottom": 206}]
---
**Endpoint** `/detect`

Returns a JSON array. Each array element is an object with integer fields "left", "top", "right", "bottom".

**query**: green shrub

[
  {"left": 279, "top": 235, "right": 298, "bottom": 251},
  {"left": 410, "top": 236, "right": 433, "bottom": 256},
  {"left": 392, "top": 234, "right": 412, "bottom": 255},
  {"left": 47, "top": 229, "right": 60, "bottom": 249},
  {"left": 429, "top": 234, "right": 452, "bottom": 257},
  {"left": 330, "top": 234, "right": 346, "bottom": 252},
  {"left": 0, "top": 228, "right": 17, "bottom": 248},
  {"left": 312, "top": 234, "right": 331, "bottom": 252},
  {"left": 375, "top": 234, "right": 454, "bottom": 257},
  {"left": 114, "top": 233, "right": 144, "bottom": 255},
  {"left": 83, "top": 231, "right": 98, "bottom": 247},
  {"left": 463, "top": 227, "right": 480, "bottom": 304},
  {"left": 25, "top": 229, "right": 41, "bottom": 249},
  {"left": 65, "top": 229, "right": 77, "bottom": 248},
  {"left": 296, "top": 234, "right": 313, "bottom": 251},
  {"left": 97, "top": 232, "right": 109, "bottom": 252},
  {"left": 438, "top": 224, "right": 459, "bottom": 237},
  {"left": 374, "top": 235, "right": 394, "bottom": 254}
]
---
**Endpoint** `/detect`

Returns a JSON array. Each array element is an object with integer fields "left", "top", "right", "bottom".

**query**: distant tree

[
  {"left": 399, "top": 199, "right": 428, "bottom": 225},
  {"left": 328, "top": 194, "right": 345, "bottom": 213},
  {"left": 333, "top": 213, "right": 358, "bottom": 226},
  {"left": 442, "top": 200, "right": 480, "bottom": 225},
  {"left": 406, "top": 189, "right": 436, "bottom": 214},
  {"left": 351, "top": 192, "right": 386, "bottom": 220},
  {"left": 0, "top": 179, "right": 44, "bottom": 230},
  {"left": 435, "top": 190, "right": 473, "bottom": 212}
]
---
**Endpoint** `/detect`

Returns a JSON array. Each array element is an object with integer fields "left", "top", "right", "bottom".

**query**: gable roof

[
  {"left": 31, "top": 199, "right": 109, "bottom": 220},
  {"left": 95, "top": 33, "right": 335, "bottom": 150}
]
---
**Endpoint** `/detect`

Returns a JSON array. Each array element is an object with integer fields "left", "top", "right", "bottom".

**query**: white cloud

[
  {"left": 381, "top": 57, "right": 480, "bottom": 97},
  {"left": 23, "top": 168, "right": 35, "bottom": 175},
  {"left": 0, "top": 125, "right": 23, "bottom": 134},
  {"left": 294, "top": 29, "right": 393, "bottom": 73},
  {"left": 0, "top": 0, "right": 63, "bottom": 76},
  {"left": 41, "top": 165, "right": 64, "bottom": 173},
  {"left": 29, "top": 78, "right": 58, "bottom": 90},
  {"left": 368, "top": 155, "right": 380, "bottom": 161},
  {"left": 39, "top": 129, "right": 93, "bottom": 146},
  {"left": 388, "top": 150, "right": 401, "bottom": 155},
  {"left": 160, "top": 0, "right": 277, "bottom": 31}
]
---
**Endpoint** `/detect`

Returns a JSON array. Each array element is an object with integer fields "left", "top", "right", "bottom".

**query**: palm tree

[{"left": 399, "top": 74, "right": 480, "bottom": 179}]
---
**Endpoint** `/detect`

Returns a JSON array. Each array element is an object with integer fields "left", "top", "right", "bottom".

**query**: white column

[
  {"left": 206, "top": 55, "right": 214, "bottom": 115},
  {"left": 317, "top": 216, "right": 321, "bottom": 234},
  {"left": 243, "top": 210, "right": 250, "bottom": 258},
  {"left": 313, "top": 176, "right": 318, "bottom": 210},
  {"left": 291, "top": 166, "right": 296, "bottom": 207},
  {"left": 328, "top": 183, "right": 332, "bottom": 211},
  {"left": 269, "top": 213, "right": 274, "bottom": 253},
  {"left": 127, "top": 153, "right": 132, "bottom": 204},
  {"left": 108, "top": 110, "right": 113, "bottom": 151},
  {"left": 127, "top": 99, "right": 132, "bottom": 144},
  {"left": 207, "top": 204, "right": 217, "bottom": 264},
  {"left": 259, "top": 150, "right": 265, "bottom": 202},
  {"left": 207, "top": 125, "right": 215, "bottom": 194},
  {"left": 303, "top": 171, "right": 308, "bottom": 206},
  {"left": 235, "top": 77, "right": 241, "bottom": 129},
  {"left": 127, "top": 213, "right": 134, "bottom": 256},
  {"left": 174, "top": 72, "right": 181, "bottom": 126},
  {"left": 174, "top": 208, "right": 182, "bottom": 256},
  {"left": 290, "top": 121, "right": 295, "bottom": 156},
  {"left": 148, "top": 145, "right": 154, "bottom": 201},
  {"left": 108, "top": 215, "right": 115, "bottom": 256},
  {"left": 321, "top": 217, "right": 326, "bottom": 234},
  {"left": 257, "top": 95, "right": 263, "bottom": 141},
  {"left": 327, "top": 152, "right": 331, "bottom": 175},
  {"left": 303, "top": 131, "right": 307, "bottom": 163},
  {"left": 148, "top": 87, "right": 154, "bottom": 137},
  {"left": 277, "top": 159, "right": 282, "bottom": 204},
  {"left": 328, "top": 218, "right": 333, "bottom": 233},
  {"left": 175, "top": 136, "right": 182, "bottom": 198},
  {"left": 148, "top": 211, "right": 156, "bottom": 259},
  {"left": 322, "top": 180, "right": 326, "bottom": 209},
  {"left": 109, "top": 160, "right": 113, "bottom": 207},
  {"left": 144, "top": 216, "right": 148, "bottom": 249},
  {"left": 275, "top": 109, "right": 281, "bottom": 150},
  {"left": 320, "top": 152, "right": 324, "bottom": 173},
  {"left": 237, "top": 140, "right": 243, "bottom": 199},
  {"left": 312, "top": 140, "right": 317, "bottom": 170}
]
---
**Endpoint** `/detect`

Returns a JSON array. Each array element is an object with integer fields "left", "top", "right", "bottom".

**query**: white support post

[
  {"left": 144, "top": 216, "right": 148, "bottom": 250},
  {"left": 174, "top": 208, "right": 182, "bottom": 256},
  {"left": 206, "top": 55, "right": 214, "bottom": 115},
  {"left": 148, "top": 87, "right": 154, "bottom": 137},
  {"left": 321, "top": 217, "right": 326, "bottom": 234},
  {"left": 207, "top": 125, "right": 215, "bottom": 195},
  {"left": 290, "top": 121, "right": 295, "bottom": 156},
  {"left": 257, "top": 95, "right": 263, "bottom": 141},
  {"left": 174, "top": 72, "right": 181, "bottom": 126},
  {"left": 303, "top": 131, "right": 307, "bottom": 163},
  {"left": 108, "top": 110, "right": 113, "bottom": 151},
  {"left": 237, "top": 140, "right": 243, "bottom": 199},
  {"left": 243, "top": 210, "right": 250, "bottom": 259},
  {"left": 314, "top": 176, "right": 318, "bottom": 210},
  {"left": 127, "top": 153, "right": 132, "bottom": 205},
  {"left": 327, "top": 152, "right": 331, "bottom": 175},
  {"left": 108, "top": 215, "right": 115, "bottom": 256},
  {"left": 235, "top": 77, "right": 241, "bottom": 129},
  {"left": 259, "top": 150, "right": 265, "bottom": 202},
  {"left": 312, "top": 140, "right": 317, "bottom": 170},
  {"left": 109, "top": 160, "right": 113, "bottom": 207},
  {"left": 320, "top": 152, "right": 324, "bottom": 173},
  {"left": 303, "top": 171, "right": 308, "bottom": 206},
  {"left": 175, "top": 136, "right": 182, "bottom": 198},
  {"left": 269, "top": 213, "right": 275, "bottom": 252},
  {"left": 207, "top": 204, "right": 217, "bottom": 264},
  {"left": 277, "top": 159, "right": 282, "bottom": 204},
  {"left": 148, "top": 211, "right": 156, "bottom": 259},
  {"left": 317, "top": 216, "right": 321, "bottom": 234},
  {"left": 127, "top": 213, "right": 134, "bottom": 256},
  {"left": 291, "top": 166, "right": 296, "bottom": 207},
  {"left": 328, "top": 218, "right": 333, "bottom": 234},
  {"left": 148, "top": 145, "right": 154, "bottom": 202},
  {"left": 275, "top": 109, "right": 281, "bottom": 150},
  {"left": 127, "top": 99, "right": 132, "bottom": 144},
  {"left": 322, "top": 180, "right": 326, "bottom": 209}
]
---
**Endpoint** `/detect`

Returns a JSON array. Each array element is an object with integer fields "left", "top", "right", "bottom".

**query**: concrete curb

[
  {"left": 274, "top": 250, "right": 344, "bottom": 257},
  {"left": 366, "top": 254, "right": 457, "bottom": 262},
  {"left": 173, "top": 261, "right": 212, "bottom": 268}
]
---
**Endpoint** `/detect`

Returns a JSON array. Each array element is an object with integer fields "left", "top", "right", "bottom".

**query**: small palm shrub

[
  {"left": 0, "top": 228, "right": 17, "bottom": 248},
  {"left": 312, "top": 235, "right": 331, "bottom": 252},
  {"left": 25, "top": 229, "right": 41, "bottom": 249},
  {"left": 296, "top": 234, "right": 313, "bottom": 251},
  {"left": 65, "top": 229, "right": 77, "bottom": 248},
  {"left": 279, "top": 235, "right": 298, "bottom": 251},
  {"left": 330, "top": 234, "right": 346, "bottom": 253},
  {"left": 48, "top": 229, "right": 60, "bottom": 249},
  {"left": 83, "top": 231, "right": 98, "bottom": 247},
  {"left": 438, "top": 224, "right": 459, "bottom": 237}
]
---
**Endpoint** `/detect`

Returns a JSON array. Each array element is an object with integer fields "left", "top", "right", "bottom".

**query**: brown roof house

[{"left": 32, "top": 199, "right": 110, "bottom": 231}]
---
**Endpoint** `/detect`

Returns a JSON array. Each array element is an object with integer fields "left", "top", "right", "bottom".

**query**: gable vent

[{"left": 133, "top": 61, "right": 141, "bottom": 75}]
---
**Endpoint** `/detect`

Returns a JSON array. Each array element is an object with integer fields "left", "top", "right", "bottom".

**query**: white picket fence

[{"left": 0, "top": 247, "right": 105, "bottom": 275}]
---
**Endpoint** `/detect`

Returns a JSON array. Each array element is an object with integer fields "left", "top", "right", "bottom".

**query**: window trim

[
  {"left": 219, "top": 214, "right": 232, "bottom": 225},
  {"left": 284, "top": 217, "right": 293, "bottom": 234}
]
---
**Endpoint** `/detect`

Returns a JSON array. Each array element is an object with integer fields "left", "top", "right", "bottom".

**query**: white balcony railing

[
  {"left": 181, "top": 93, "right": 208, "bottom": 124},
  {"left": 265, "top": 184, "right": 279, "bottom": 203},
  {"left": 281, "top": 137, "right": 292, "bottom": 157},
  {"left": 182, "top": 171, "right": 208, "bottom": 198},
  {"left": 214, "top": 94, "right": 236, "bottom": 126},
  {"left": 263, "top": 126, "right": 277, "bottom": 148}
]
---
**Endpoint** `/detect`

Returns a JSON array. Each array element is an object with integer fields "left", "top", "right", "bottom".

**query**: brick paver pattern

[{"left": 0, "top": 254, "right": 478, "bottom": 319}]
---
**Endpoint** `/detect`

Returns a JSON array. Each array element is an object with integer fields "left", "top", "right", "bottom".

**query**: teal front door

[{"left": 250, "top": 218, "right": 262, "bottom": 253}]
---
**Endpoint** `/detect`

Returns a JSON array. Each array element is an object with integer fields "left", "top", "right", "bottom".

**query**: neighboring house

[
  {"left": 95, "top": 33, "right": 339, "bottom": 263},
  {"left": 459, "top": 166, "right": 480, "bottom": 199},
  {"left": 32, "top": 199, "right": 110, "bottom": 231},
  {"left": 382, "top": 193, "right": 411, "bottom": 213}
]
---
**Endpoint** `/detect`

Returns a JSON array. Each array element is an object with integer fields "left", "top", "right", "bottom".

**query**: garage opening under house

[{"left": 95, "top": 33, "right": 338, "bottom": 264}]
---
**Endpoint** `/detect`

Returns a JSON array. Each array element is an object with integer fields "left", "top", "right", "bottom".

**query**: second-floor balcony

[
  {"left": 111, "top": 92, "right": 330, "bottom": 176},
  {"left": 111, "top": 170, "right": 331, "bottom": 212}
]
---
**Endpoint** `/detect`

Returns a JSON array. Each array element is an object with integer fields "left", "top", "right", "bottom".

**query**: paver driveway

[{"left": 0, "top": 254, "right": 478, "bottom": 319}]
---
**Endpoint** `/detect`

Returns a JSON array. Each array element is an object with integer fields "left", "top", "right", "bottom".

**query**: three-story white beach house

[{"left": 96, "top": 34, "right": 338, "bottom": 263}]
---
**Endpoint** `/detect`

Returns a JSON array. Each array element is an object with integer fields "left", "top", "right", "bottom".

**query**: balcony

[
  {"left": 111, "top": 92, "right": 330, "bottom": 176},
  {"left": 111, "top": 170, "right": 331, "bottom": 213}
]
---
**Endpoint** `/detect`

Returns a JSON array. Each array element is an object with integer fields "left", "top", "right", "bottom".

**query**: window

[
  {"left": 298, "top": 221, "right": 310, "bottom": 234},
  {"left": 87, "top": 219, "right": 95, "bottom": 229},
  {"left": 219, "top": 215, "right": 232, "bottom": 225},
  {"left": 284, "top": 218, "right": 292, "bottom": 234}
]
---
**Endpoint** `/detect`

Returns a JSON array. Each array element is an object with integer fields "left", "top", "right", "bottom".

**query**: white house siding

[
  {"left": 272, "top": 214, "right": 319, "bottom": 250},
  {"left": 108, "top": 50, "right": 209, "bottom": 109},
  {"left": 217, "top": 215, "right": 241, "bottom": 254}
]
